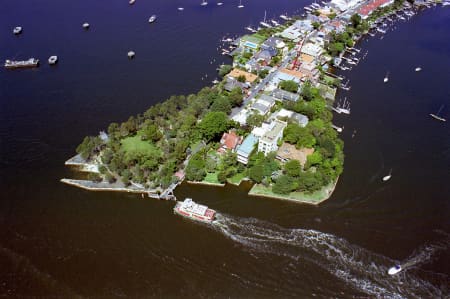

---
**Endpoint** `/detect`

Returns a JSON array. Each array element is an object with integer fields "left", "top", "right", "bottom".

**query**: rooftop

[
  {"left": 236, "top": 134, "right": 259, "bottom": 156},
  {"left": 261, "top": 120, "right": 287, "bottom": 143},
  {"left": 228, "top": 68, "right": 258, "bottom": 83}
]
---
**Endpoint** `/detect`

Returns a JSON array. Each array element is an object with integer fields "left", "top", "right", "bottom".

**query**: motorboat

[
  {"left": 201, "top": 0, "right": 208, "bottom": 6},
  {"left": 382, "top": 169, "right": 392, "bottom": 181},
  {"left": 237, "top": 0, "right": 244, "bottom": 8},
  {"left": 48, "top": 55, "right": 58, "bottom": 65},
  {"left": 415, "top": 67, "right": 422, "bottom": 72},
  {"left": 148, "top": 15, "right": 157, "bottom": 23},
  {"left": 383, "top": 71, "right": 389, "bottom": 83},
  {"left": 82, "top": 22, "right": 90, "bottom": 29},
  {"left": 178, "top": 7, "right": 184, "bottom": 11},
  {"left": 13, "top": 26, "right": 22, "bottom": 35},
  {"left": 127, "top": 51, "right": 135, "bottom": 59},
  {"left": 388, "top": 265, "right": 402, "bottom": 275}
]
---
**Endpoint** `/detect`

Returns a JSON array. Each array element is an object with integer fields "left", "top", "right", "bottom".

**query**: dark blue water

[{"left": 1, "top": 1, "right": 449, "bottom": 298}]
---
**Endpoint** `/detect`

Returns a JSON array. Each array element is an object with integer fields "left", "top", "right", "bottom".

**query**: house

[
  {"left": 280, "top": 26, "right": 302, "bottom": 41},
  {"left": 258, "top": 119, "right": 287, "bottom": 156},
  {"left": 251, "top": 122, "right": 272, "bottom": 138},
  {"left": 251, "top": 94, "right": 276, "bottom": 115},
  {"left": 266, "top": 69, "right": 302, "bottom": 90},
  {"left": 224, "top": 77, "right": 248, "bottom": 92},
  {"left": 301, "top": 43, "right": 323, "bottom": 58},
  {"left": 299, "top": 60, "right": 319, "bottom": 81},
  {"left": 271, "top": 108, "right": 309, "bottom": 127},
  {"left": 293, "top": 20, "right": 314, "bottom": 33},
  {"left": 239, "top": 35, "right": 265, "bottom": 52},
  {"left": 236, "top": 134, "right": 259, "bottom": 164},
  {"left": 317, "top": 83, "right": 337, "bottom": 101},
  {"left": 228, "top": 68, "right": 258, "bottom": 83},
  {"left": 271, "top": 88, "right": 300, "bottom": 102},
  {"left": 255, "top": 50, "right": 273, "bottom": 64},
  {"left": 218, "top": 130, "right": 243, "bottom": 153},
  {"left": 276, "top": 143, "right": 314, "bottom": 166},
  {"left": 261, "top": 37, "right": 284, "bottom": 56},
  {"left": 330, "top": 0, "right": 364, "bottom": 12}
]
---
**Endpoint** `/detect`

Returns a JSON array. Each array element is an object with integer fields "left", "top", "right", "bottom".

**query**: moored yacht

[
  {"left": 174, "top": 198, "right": 216, "bottom": 223},
  {"left": 4, "top": 58, "right": 39, "bottom": 69}
]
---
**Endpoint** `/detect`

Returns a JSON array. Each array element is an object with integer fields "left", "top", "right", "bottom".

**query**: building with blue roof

[{"left": 236, "top": 134, "right": 259, "bottom": 164}]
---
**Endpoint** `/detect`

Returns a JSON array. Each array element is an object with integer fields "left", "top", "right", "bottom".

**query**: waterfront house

[
  {"left": 271, "top": 108, "right": 309, "bottom": 127},
  {"left": 280, "top": 26, "right": 303, "bottom": 41},
  {"left": 330, "top": 0, "right": 364, "bottom": 12},
  {"left": 261, "top": 37, "right": 284, "bottom": 56},
  {"left": 293, "top": 20, "right": 314, "bottom": 33},
  {"left": 236, "top": 134, "right": 259, "bottom": 164},
  {"left": 239, "top": 35, "right": 265, "bottom": 52},
  {"left": 266, "top": 69, "right": 302, "bottom": 90},
  {"left": 276, "top": 143, "right": 314, "bottom": 166},
  {"left": 299, "top": 60, "right": 319, "bottom": 81},
  {"left": 218, "top": 130, "right": 243, "bottom": 154},
  {"left": 317, "top": 83, "right": 337, "bottom": 101},
  {"left": 358, "top": 0, "right": 394, "bottom": 19},
  {"left": 224, "top": 77, "right": 248, "bottom": 92},
  {"left": 258, "top": 119, "right": 287, "bottom": 156},
  {"left": 255, "top": 50, "right": 273, "bottom": 64},
  {"left": 271, "top": 88, "right": 300, "bottom": 102}
]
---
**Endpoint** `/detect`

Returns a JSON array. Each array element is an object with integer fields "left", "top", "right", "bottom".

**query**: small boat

[
  {"left": 245, "top": 26, "right": 256, "bottom": 33},
  {"left": 217, "top": 2, "right": 223, "bottom": 5},
  {"left": 148, "top": 15, "right": 157, "bottom": 23},
  {"left": 237, "top": 0, "right": 244, "bottom": 8},
  {"left": 260, "top": 10, "right": 272, "bottom": 28},
  {"left": 13, "top": 26, "right": 22, "bottom": 35},
  {"left": 174, "top": 198, "right": 216, "bottom": 223},
  {"left": 127, "top": 51, "right": 135, "bottom": 59},
  {"left": 48, "top": 55, "right": 58, "bottom": 65},
  {"left": 415, "top": 67, "right": 422, "bottom": 72},
  {"left": 430, "top": 105, "right": 446, "bottom": 122},
  {"left": 383, "top": 71, "right": 389, "bottom": 83},
  {"left": 201, "top": 0, "right": 208, "bottom": 6},
  {"left": 4, "top": 58, "right": 39, "bottom": 69},
  {"left": 82, "top": 22, "right": 90, "bottom": 29},
  {"left": 382, "top": 169, "right": 392, "bottom": 182},
  {"left": 388, "top": 265, "right": 402, "bottom": 275},
  {"left": 280, "top": 14, "right": 291, "bottom": 20},
  {"left": 212, "top": 79, "right": 220, "bottom": 84},
  {"left": 178, "top": 7, "right": 184, "bottom": 11},
  {"left": 129, "top": 0, "right": 135, "bottom": 4},
  {"left": 271, "top": 20, "right": 280, "bottom": 26}
]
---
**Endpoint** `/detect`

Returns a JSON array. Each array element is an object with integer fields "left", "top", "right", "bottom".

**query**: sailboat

[
  {"left": 201, "top": 0, "right": 208, "bottom": 6},
  {"left": 383, "top": 71, "right": 389, "bottom": 83},
  {"left": 238, "top": 0, "right": 244, "bottom": 8},
  {"left": 430, "top": 105, "right": 446, "bottom": 122},
  {"left": 382, "top": 169, "right": 392, "bottom": 182},
  {"left": 260, "top": 11, "right": 272, "bottom": 28}
]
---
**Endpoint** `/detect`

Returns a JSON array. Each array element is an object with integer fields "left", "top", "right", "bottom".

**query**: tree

[
  {"left": 228, "top": 88, "right": 243, "bottom": 107},
  {"left": 205, "top": 157, "right": 217, "bottom": 173},
  {"left": 246, "top": 112, "right": 265, "bottom": 128},
  {"left": 301, "top": 81, "right": 314, "bottom": 101},
  {"left": 197, "top": 111, "right": 231, "bottom": 142},
  {"left": 142, "top": 124, "right": 162, "bottom": 142},
  {"left": 248, "top": 164, "right": 264, "bottom": 183},
  {"left": 279, "top": 80, "right": 299, "bottom": 93},
  {"left": 76, "top": 136, "right": 102, "bottom": 160},
  {"left": 211, "top": 96, "right": 232, "bottom": 114},
  {"left": 219, "top": 64, "right": 233, "bottom": 77},
  {"left": 312, "top": 21, "right": 321, "bottom": 30},
  {"left": 237, "top": 75, "right": 246, "bottom": 83},
  {"left": 185, "top": 154, "right": 206, "bottom": 181},
  {"left": 306, "top": 151, "right": 323, "bottom": 168},
  {"left": 284, "top": 160, "right": 302, "bottom": 177},
  {"left": 259, "top": 69, "right": 269, "bottom": 79},
  {"left": 350, "top": 13, "right": 362, "bottom": 28},
  {"left": 273, "top": 175, "right": 296, "bottom": 194}
]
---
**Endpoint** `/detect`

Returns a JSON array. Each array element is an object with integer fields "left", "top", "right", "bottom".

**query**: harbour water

[{"left": 1, "top": 0, "right": 449, "bottom": 297}]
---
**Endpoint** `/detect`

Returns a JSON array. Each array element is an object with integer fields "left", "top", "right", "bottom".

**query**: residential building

[
  {"left": 258, "top": 119, "right": 287, "bottom": 156},
  {"left": 280, "top": 26, "right": 302, "bottom": 41},
  {"left": 271, "top": 88, "right": 300, "bottom": 102},
  {"left": 301, "top": 42, "right": 323, "bottom": 58},
  {"left": 251, "top": 94, "right": 276, "bottom": 115},
  {"left": 236, "top": 134, "right": 259, "bottom": 164},
  {"left": 228, "top": 68, "right": 258, "bottom": 83},
  {"left": 271, "top": 108, "right": 309, "bottom": 127},
  {"left": 293, "top": 20, "right": 314, "bottom": 33},
  {"left": 218, "top": 130, "right": 243, "bottom": 153},
  {"left": 358, "top": 0, "right": 394, "bottom": 19},
  {"left": 223, "top": 77, "right": 248, "bottom": 92}
]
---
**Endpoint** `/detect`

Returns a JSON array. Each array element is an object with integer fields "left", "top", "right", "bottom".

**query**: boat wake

[{"left": 212, "top": 214, "right": 449, "bottom": 298}]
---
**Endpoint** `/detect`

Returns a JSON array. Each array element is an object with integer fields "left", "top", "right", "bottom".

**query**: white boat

[
  {"left": 4, "top": 58, "right": 39, "bottom": 69},
  {"left": 217, "top": 2, "right": 223, "bottom": 5},
  {"left": 383, "top": 71, "right": 389, "bottom": 83},
  {"left": 238, "top": 0, "right": 244, "bottom": 8},
  {"left": 388, "top": 265, "right": 402, "bottom": 275},
  {"left": 430, "top": 105, "right": 447, "bottom": 122},
  {"left": 82, "top": 22, "right": 90, "bottom": 29},
  {"left": 127, "top": 51, "right": 135, "bottom": 59},
  {"left": 245, "top": 26, "right": 256, "bottom": 33},
  {"left": 48, "top": 55, "right": 58, "bottom": 65},
  {"left": 129, "top": 0, "right": 135, "bottom": 4},
  {"left": 201, "top": 0, "right": 208, "bottom": 6},
  {"left": 178, "top": 7, "right": 184, "bottom": 11},
  {"left": 148, "top": 15, "right": 157, "bottom": 23},
  {"left": 260, "top": 10, "right": 272, "bottom": 28},
  {"left": 271, "top": 20, "right": 280, "bottom": 26},
  {"left": 13, "top": 26, "right": 22, "bottom": 35},
  {"left": 212, "top": 79, "right": 220, "bottom": 84},
  {"left": 415, "top": 66, "right": 422, "bottom": 72},
  {"left": 174, "top": 198, "right": 216, "bottom": 223},
  {"left": 280, "top": 14, "right": 290, "bottom": 20},
  {"left": 382, "top": 169, "right": 392, "bottom": 181}
]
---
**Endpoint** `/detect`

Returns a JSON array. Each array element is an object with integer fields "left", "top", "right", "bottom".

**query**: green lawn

[
  {"left": 248, "top": 182, "right": 336, "bottom": 204},
  {"left": 227, "top": 172, "right": 246, "bottom": 185},
  {"left": 121, "top": 133, "right": 159, "bottom": 156},
  {"left": 203, "top": 172, "right": 221, "bottom": 184}
]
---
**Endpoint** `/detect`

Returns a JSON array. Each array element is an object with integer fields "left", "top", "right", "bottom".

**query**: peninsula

[{"left": 62, "top": 0, "right": 436, "bottom": 204}]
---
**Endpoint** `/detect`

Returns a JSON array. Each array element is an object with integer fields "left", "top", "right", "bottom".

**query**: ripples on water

[{"left": 212, "top": 214, "right": 449, "bottom": 298}]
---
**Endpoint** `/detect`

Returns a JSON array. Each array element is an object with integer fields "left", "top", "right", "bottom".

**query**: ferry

[
  {"left": 148, "top": 15, "right": 157, "bottom": 23},
  {"left": 174, "top": 198, "right": 216, "bottom": 223},
  {"left": 4, "top": 58, "right": 39, "bottom": 69}
]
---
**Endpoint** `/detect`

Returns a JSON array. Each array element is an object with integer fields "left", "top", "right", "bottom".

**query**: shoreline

[{"left": 62, "top": 0, "right": 434, "bottom": 204}]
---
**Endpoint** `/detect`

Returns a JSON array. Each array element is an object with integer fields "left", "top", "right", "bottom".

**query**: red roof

[
  {"left": 219, "top": 131, "right": 242, "bottom": 152},
  {"left": 358, "top": 0, "right": 392, "bottom": 16}
]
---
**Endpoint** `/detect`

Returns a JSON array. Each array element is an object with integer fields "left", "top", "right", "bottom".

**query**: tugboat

[
  {"left": 4, "top": 58, "right": 39, "bottom": 69},
  {"left": 174, "top": 198, "right": 216, "bottom": 223}
]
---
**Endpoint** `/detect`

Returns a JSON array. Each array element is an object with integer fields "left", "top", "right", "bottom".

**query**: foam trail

[{"left": 212, "top": 214, "right": 449, "bottom": 298}]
